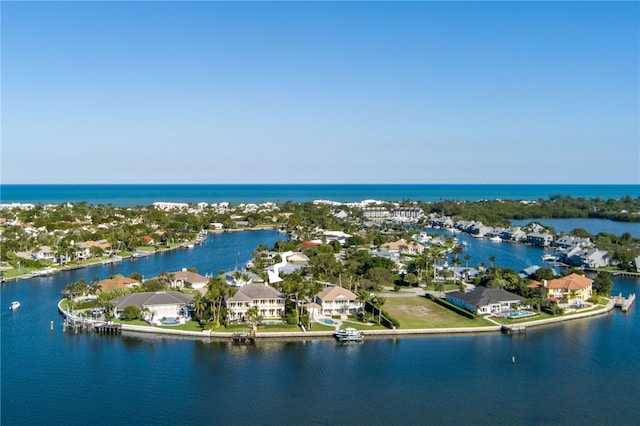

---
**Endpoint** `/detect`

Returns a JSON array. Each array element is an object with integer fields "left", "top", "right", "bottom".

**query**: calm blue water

[
  {"left": 511, "top": 218, "right": 640, "bottom": 238},
  {"left": 2, "top": 189, "right": 640, "bottom": 424},
  {"left": 1, "top": 184, "right": 638, "bottom": 206}
]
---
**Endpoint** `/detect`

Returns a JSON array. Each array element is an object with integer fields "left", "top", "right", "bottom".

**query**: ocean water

[{"left": 1, "top": 183, "right": 639, "bottom": 206}]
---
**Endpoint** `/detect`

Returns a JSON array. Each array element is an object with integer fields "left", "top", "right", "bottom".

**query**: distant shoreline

[{"left": 1, "top": 226, "right": 276, "bottom": 284}]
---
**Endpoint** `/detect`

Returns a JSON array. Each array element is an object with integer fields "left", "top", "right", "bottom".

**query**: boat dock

[
  {"left": 613, "top": 293, "right": 635, "bottom": 312},
  {"left": 231, "top": 331, "right": 255, "bottom": 343},
  {"left": 501, "top": 324, "right": 526, "bottom": 335}
]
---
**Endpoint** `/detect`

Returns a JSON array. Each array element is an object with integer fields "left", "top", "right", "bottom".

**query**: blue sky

[{"left": 2, "top": 1, "right": 638, "bottom": 184}]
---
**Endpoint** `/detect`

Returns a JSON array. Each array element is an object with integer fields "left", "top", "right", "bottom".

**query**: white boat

[
  {"left": 9, "top": 301, "right": 20, "bottom": 310},
  {"left": 333, "top": 328, "right": 364, "bottom": 342},
  {"left": 489, "top": 236, "right": 502, "bottom": 242},
  {"left": 542, "top": 254, "right": 559, "bottom": 263}
]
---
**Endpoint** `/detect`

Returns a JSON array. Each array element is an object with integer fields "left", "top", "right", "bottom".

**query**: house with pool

[
  {"left": 110, "top": 291, "right": 194, "bottom": 324},
  {"left": 225, "top": 284, "right": 286, "bottom": 322},
  {"left": 315, "top": 286, "right": 362, "bottom": 317},
  {"left": 445, "top": 287, "right": 524, "bottom": 315}
]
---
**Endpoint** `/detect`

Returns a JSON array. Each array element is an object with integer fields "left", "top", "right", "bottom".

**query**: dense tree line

[{"left": 420, "top": 195, "right": 640, "bottom": 226}]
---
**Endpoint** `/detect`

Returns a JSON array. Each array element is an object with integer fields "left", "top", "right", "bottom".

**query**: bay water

[{"left": 2, "top": 186, "right": 640, "bottom": 425}]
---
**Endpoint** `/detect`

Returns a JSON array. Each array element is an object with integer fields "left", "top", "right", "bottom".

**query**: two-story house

[{"left": 225, "top": 284, "right": 286, "bottom": 322}]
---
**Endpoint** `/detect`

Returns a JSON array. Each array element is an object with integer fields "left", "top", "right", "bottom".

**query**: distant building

[{"left": 153, "top": 202, "right": 189, "bottom": 211}]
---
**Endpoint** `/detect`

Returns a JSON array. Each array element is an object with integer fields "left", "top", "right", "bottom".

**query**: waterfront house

[
  {"left": 169, "top": 269, "right": 209, "bottom": 290},
  {"left": 111, "top": 291, "right": 194, "bottom": 321},
  {"left": 33, "top": 246, "right": 55, "bottom": 261},
  {"left": 468, "top": 222, "right": 493, "bottom": 238},
  {"left": 526, "top": 232, "right": 554, "bottom": 247},
  {"left": 225, "top": 284, "right": 286, "bottom": 321},
  {"left": 500, "top": 227, "right": 527, "bottom": 242},
  {"left": 315, "top": 286, "right": 362, "bottom": 316},
  {"left": 577, "top": 248, "right": 609, "bottom": 268},
  {"left": 445, "top": 287, "right": 525, "bottom": 315},
  {"left": 98, "top": 275, "right": 140, "bottom": 292},
  {"left": 555, "top": 236, "right": 593, "bottom": 250},
  {"left": 543, "top": 273, "right": 593, "bottom": 305}
]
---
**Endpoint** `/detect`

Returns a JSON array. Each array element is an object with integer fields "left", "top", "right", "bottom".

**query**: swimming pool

[
  {"left": 319, "top": 318, "right": 336, "bottom": 325},
  {"left": 507, "top": 310, "right": 535, "bottom": 318}
]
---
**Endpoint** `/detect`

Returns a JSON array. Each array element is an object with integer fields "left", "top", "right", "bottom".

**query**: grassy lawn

[
  {"left": 488, "top": 311, "right": 554, "bottom": 325},
  {"left": 307, "top": 323, "right": 335, "bottom": 332},
  {"left": 217, "top": 323, "right": 302, "bottom": 333},
  {"left": 340, "top": 321, "right": 388, "bottom": 331},
  {"left": 384, "top": 296, "right": 495, "bottom": 328},
  {"left": 158, "top": 321, "right": 203, "bottom": 332}
]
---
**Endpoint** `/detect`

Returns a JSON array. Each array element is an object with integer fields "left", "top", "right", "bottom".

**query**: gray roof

[
  {"left": 111, "top": 291, "right": 194, "bottom": 310},
  {"left": 446, "top": 287, "right": 523, "bottom": 307},
  {"left": 228, "top": 284, "right": 284, "bottom": 302}
]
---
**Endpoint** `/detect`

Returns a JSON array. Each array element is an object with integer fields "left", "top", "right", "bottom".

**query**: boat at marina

[
  {"left": 333, "top": 328, "right": 364, "bottom": 342},
  {"left": 9, "top": 301, "right": 20, "bottom": 310},
  {"left": 489, "top": 236, "right": 502, "bottom": 242},
  {"left": 542, "top": 254, "right": 559, "bottom": 263}
]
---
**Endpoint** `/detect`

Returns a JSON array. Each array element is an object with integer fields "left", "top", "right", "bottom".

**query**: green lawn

[
  {"left": 307, "top": 323, "right": 335, "bottom": 332},
  {"left": 340, "top": 321, "right": 388, "bottom": 331},
  {"left": 384, "top": 296, "right": 495, "bottom": 328}
]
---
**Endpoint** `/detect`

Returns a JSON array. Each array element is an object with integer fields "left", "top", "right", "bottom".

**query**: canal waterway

[{"left": 2, "top": 230, "right": 639, "bottom": 425}]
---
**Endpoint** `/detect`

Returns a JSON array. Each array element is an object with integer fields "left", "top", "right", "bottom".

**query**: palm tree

[
  {"left": 452, "top": 257, "right": 462, "bottom": 285},
  {"left": 192, "top": 293, "right": 206, "bottom": 324},
  {"left": 371, "top": 295, "right": 386, "bottom": 324}
]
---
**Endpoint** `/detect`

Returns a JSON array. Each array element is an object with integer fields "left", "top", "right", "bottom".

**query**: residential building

[
  {"left": 543, "top": 273, "right": 593, "bottom": 305},
  {"left": 315, "top": 286, "right": 362, "bottom": 316},
  {"left": 445, "top": 287, "right": 525, "bottom": 315},
  {"left": 526, "top": 232, "right": 554, "bottom": 247},
  {"left": 98, "top": 275, "right": 140, "bottom": 292},
  {"left": 380, "top": 238, "right": 425, "bottom": 255},
  {"left": 225, "top": 284, "right": 286, "bottom": 321},
  {"left": 111, "top": 291, "right": 194, "bottom": 321},
  {"left": 170, "top": 269, "right": 209, "bottom": 290}
]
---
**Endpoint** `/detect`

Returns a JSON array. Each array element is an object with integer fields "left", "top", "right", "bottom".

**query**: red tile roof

[{"left": 546, "top": 273, "right": 593, "bottom": 290}]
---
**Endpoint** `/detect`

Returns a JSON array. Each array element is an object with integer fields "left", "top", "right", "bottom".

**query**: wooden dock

[
  {"left": 501, "top": 324, "right": 526, "bottom": 335},
  {"left": 231, "top": 331, "right": 255, "bottom": 343},
  {"left": 614, "top": 293, "right": 635, "bottom": 313},
  {"left": 94, "top": 322, "right": 122, "bottom": 335}
]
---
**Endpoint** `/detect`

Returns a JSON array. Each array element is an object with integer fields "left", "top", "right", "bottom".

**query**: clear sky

[{"left": 1, "top": 1, "right": 638, "bottom": 184}]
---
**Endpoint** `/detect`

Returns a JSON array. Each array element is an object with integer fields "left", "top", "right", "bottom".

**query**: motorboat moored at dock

[{"left": 333, "top": 327, "right": 364, "bottom": 342}]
